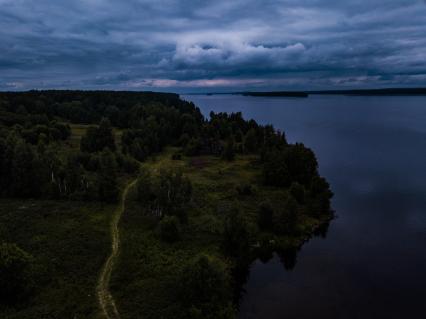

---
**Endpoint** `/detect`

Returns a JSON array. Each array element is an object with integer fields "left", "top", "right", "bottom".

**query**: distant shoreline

[{"left": 185, "top": 88, "right": 426, "bottom": 97}]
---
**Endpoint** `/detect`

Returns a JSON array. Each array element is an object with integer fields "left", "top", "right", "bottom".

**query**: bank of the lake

[{"left": 183, "top": 94, "right": 426, "bottom": 319}]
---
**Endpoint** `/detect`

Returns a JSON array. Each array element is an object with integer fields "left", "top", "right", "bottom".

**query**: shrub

[
  {"left": 289, "top": 182, "right": 306, "bottom": 204},
  {"left": 180, "top": 254, "right": 234, "bottom": 318},
  {"left": 274, "top": 194, "right": 299, "bottom": 235},
  {"left": 171, "top": 152, "right": 182, "bottom": 160},
  {"left": 257, "top": 202, "right": 274, "bottom": 230},
  {"left": 222, "top": 209, "right": 250, "bottom": 258},
  {"left": 159, "top": 216, "right": 180, "bottom": 242},
  {"left": 235, "top": 183, "right": 254, "bottom": 196},
  {"left": 184, "top": 138, "right": 202, "bottom": 156},
  {"left": 221, "top": 138, "right": 235, "bottom": 161},
  {"left": 0, "top": 242, "right": 35, "bottom": 304}
]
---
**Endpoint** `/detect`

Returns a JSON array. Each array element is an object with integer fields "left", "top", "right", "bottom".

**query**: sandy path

[{"left": 97, "top": 179, "right": 137, "bottom": 319}]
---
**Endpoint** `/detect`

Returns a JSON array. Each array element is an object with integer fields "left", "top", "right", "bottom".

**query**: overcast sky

[{"left": 1, "top": 0, "right": 426, "bottom": 92}]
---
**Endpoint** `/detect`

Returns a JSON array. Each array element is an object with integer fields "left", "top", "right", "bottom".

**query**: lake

[{"left": 182, "top": 94, "right": 426, "bottom": 319}]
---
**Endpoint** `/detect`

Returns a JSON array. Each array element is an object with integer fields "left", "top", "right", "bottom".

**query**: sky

[{"left": 1, "top": 0, "right": 426, "bottom": 92}]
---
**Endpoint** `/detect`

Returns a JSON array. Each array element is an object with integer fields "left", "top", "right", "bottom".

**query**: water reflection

[{"left": 237, "top": 220, "right": 332, "bottom": 303}]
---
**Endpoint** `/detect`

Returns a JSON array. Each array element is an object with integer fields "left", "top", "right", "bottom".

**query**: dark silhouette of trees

[
  {"left": 97, "top": 149, "right": 119, "bottom": 203},
  {"left": 243, "top": 128, "right": 258, "bottom": 153},
  {"left": 257, "top": 202, "right": 274, "bottom": 230},
  {"left": 80, "top": 118, "right": 115, "bottom": 153},
  {"left": 222, "top": 209, "right": 250, "bottom": 258},
  {"left": 222, "top": 138, "right": 235, "bottom": 161},
  {"left": 0, "top": 243, "right": 35, "bottom": 305},
  {"left": 159, "top": 216, "right": 180, "bottom": 242},
  {"left": 180, "top": 254, "right": 234, "bottom": 319},
  {"left": 274, "top": 194, "right": 299, "bottom": 235}
]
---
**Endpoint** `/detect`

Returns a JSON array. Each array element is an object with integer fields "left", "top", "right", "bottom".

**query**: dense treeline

[
  {"left": 1, "top": 91, "right": 330, "bottom": 207},
  {"left": 0, "top": 91, "right": 202, "bottom": 201}
]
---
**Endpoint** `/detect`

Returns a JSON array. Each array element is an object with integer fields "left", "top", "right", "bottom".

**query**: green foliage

[
  {"left": 159, "top": 216, "right": 180, "bottom": 242},
  {"left": 80, "top": 118, "right": 116, "bottom": 153},
  {"left": 0, "top": 200, "right": 114, "bottom": 317},
  {"left": 263, "top": 143, "right": 318, "bottom": 187},
  {"left": 274, "top": 194, "right": 299, "bottom": 235},
  {"left": 257, "top": 202, "right": 274, "bottom": 230},
  {"left": 180, "top": 254, "right": 234, "bottom": 319},
  {"left": 0, "top": 134, "right": 49, "bottom": 198},
  {"left": 136, "top": 167, "right": 154, "bottom": 203},
  {"left": 136, "top": 167, "right": 192, "bottom": 221},
  {"left": 113, "top": 150, "right": 332, "bottom": 319},
  {"left": 222, "top": 209, "right": 250, "bottom": 258},
  {"left": 155, "top": 169, "right": 192, "bottom": 221},
  {"left": 184, "top": 137, "right": 202, "bottom": 156},
  {"left": 0, "top": 242, "right": 35, "bottom": 304},
  {"left": 98, "top": 149, "right": 119, "bottom": 203},
  {"left": 222, "top": 138, "right": 235, "bottom": 161},
  {"left": 0, "top": 91, "right": 333, "bottom": 318},
  {"left": 262, "top": 150, "right": 291, "bottom": 187},
  {"left": 115, "top": 153, "right": 140, "bottom": 174},
  {"left": 171, "top": 151, "right": 182, "bottom": 160},
  {"left": 290, "top": 182, "right": 306, "bottom": 204},
  {"left": 235, "top": 183, "right": 254, "bottom": 196},
  {"left": 307, "top": 176, "right": 333, "bottom": 215},
  {"left": 243, "top": 128, "right": 258, "bottom": 153}
]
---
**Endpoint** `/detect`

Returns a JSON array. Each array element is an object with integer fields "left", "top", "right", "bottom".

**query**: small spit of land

[
  {"left": 0, "top": 90, "right": 333, "bottom": 319},
  {"left": 111, "top": 147, "right": 332, "bottom": 319}
]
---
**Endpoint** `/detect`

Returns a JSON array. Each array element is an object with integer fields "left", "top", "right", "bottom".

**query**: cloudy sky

[{"left": 1, "top": 0, "right": 426, "bottom": 92}]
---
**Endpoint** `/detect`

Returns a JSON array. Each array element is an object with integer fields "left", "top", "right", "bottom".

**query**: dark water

[{"left": 183, "top": 94, "right": 426, "bottom": 319}]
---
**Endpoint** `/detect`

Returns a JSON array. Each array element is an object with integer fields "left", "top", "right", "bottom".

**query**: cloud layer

[{"left": 1, "top": 0, "right": 426, "bottom": 91}]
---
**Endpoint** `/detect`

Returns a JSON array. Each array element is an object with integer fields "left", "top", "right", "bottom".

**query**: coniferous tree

[
  {"left": 98, "top": 149, "right": 119, "bottom": 202},
  {"left": 222, "top": 138, "right": 235, "bottom": 161},
  {"left": 243, "top": 128, "right": 257, "bottom": 153}
]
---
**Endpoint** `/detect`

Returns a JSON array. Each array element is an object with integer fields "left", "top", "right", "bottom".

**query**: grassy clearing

[
  {"left": 111, "top": 148, "right": 329, "bottom": 319},
  {"left": 0, "top": 199, "right": 115, "bottom": 319}
]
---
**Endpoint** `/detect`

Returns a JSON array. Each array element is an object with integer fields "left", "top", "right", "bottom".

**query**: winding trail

[{"left": 97, "top": 179, "right": 137, "bottom": 319}]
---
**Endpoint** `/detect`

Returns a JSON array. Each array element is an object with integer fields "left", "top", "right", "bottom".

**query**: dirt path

[{"left": 97, "top": 179, "right": 137, "bottom": 319}]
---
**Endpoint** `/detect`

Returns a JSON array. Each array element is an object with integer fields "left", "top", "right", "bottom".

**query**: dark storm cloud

[{"left": 0, "top": 0, "right": 426, "bottom": 91}]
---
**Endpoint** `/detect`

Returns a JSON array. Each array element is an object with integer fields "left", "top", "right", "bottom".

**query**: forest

[{"left": 0, "top": 90, "right": 333, "bottom": 319}]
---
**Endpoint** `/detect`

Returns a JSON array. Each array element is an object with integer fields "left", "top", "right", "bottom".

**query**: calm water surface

[{"left": 183, "top": 94, "right": 426, "bottom": 319}]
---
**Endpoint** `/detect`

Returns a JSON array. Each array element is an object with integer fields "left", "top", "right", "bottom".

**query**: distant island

[
  {"left": 308, "top": 88, "right": 426, "bottom": 96},
  {"left": 240, "top": 91, "right": 309, "bottom": 97}
]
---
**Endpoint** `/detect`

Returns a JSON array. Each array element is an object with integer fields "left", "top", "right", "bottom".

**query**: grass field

[{"left": 0, "top": 199, "right": 115, "bottom": 319}]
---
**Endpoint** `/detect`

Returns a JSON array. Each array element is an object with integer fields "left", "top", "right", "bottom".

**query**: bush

[
  {"left": 221, "top": 138, "right": 235, "bottom": 161},
  {"left": 136, "top": 167, "right": 154, "bottom": 203},
  {"left": 171, "top": 152, "right": 182, "bottom": 160},
  {"left": 0, "top": 242, "right": 35, "bottom": 304},
  {"left": 257, "top": 202, "right": 274, "bottom": 230},
  {"left": 97, "top": 149, "right": 119, "bottom": 203},
  {"left": 222, "top": 209, "right": 250, "bottom": 258},
  {"left": 159, "top": 216, "right": 180, "bottom": 242},
  {"left": 180, "top": 254, "right": 234, "bottom": 319},
  {"left": 274, "top": 194, "right": 299, "bottom": 235},
  {"left": 307, "top": 176, "right": 333, "bottom": 215},
  {"left": 289, "top": 182, "right": 306, "bottom": 204},
  {"left": 235, "top": 183, "right": 254, "bottom": 196},
  {"left": 184, "top": 138, "right": 202, "bottom": 156}
]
